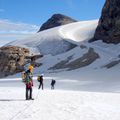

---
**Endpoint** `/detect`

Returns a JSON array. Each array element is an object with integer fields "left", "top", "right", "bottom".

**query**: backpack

[
  {"left": 21, "top": 71, "right": 26, "bottom": 83},
  {"left": 22, "top": 70, "right": 31, "bottom": 84},
  {"left": 37, "top": 75, "right": 43, "bottom": 83},
  {"left": 37, "top": 75, "right": 41, "bottom": 82}
]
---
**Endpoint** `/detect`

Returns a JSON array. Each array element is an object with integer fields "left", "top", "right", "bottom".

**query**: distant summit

[{"left": 38, "top": 13, "right": 77, "bottom": 32}]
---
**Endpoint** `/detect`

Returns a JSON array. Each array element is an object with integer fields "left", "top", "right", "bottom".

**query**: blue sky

[
  {"left": 0, "top": 0, "right": 105, "bottom": 25},
  {"left": 0, "top": 0, "right": 105, "bottom": 45}
]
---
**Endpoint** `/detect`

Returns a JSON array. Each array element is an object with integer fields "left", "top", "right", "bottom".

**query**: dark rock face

[
  {"left": 38, "top": 14, "right": 77, "bottom": 32},
  {"left": 103, "top": 60, "right": 120, "bottom": 68},
  {"left": 49, "top": 48, "right": 100, "bottom": 71},
  {"left": 92, "top": 0, "right": 120, "bottom": 44},
  {"left": 0, "top": 46, "right": 29, "bottom": 78},
  {"left": 28, "top": 54, "right": 43, "bottom": 67}
]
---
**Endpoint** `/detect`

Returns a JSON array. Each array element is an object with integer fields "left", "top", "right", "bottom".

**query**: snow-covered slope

[
  {"left": 7, "top": 20, "right": 98, "bottom": 55},
  {"left": 6, "top": 19, "right": 120, "bottom": 72},
  {"left": 1, "top": 19, "right": 120, "bottom": 120},
  {"left": 6, "top": 26, "right": 75, "bottom": 55},
  {"left": 59, "top": 20, "right": 97, "bottom": 43}
]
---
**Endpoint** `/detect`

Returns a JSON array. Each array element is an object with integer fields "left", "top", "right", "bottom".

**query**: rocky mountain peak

[
  {"left": 91, "top": 0, "right": 120, "bottom": 44},
  {"left": 38, "top": 13, "right": 77, "bottom": 32}
]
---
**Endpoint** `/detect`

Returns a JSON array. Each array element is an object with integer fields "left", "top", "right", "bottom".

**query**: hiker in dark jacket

[
  {"left": 38, "top": 74, "right": 44, "bottom": 90},
  {"left": 25, "top": 69, "right": 34, "bottom": 100},
  {"left": 51, "top": 79, "right": 56, "bottom": 90}
]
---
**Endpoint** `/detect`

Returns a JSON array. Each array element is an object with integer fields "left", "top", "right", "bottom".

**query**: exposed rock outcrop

[
  {"left": 91, "top": 0, "right": 120, "bottom": 44},
  {"left": 49, "top": 48, "right": 100, "bottom": 71},
  {"left": 0, "top": 46, "right": 30, "bottom": 78},
  {"left": 38, "top": 14, "right": 77, "bottom": 32},
  {"left": 103, "top": 60, "right": 120, "bottom": 68},
  {"left": 28, "top": 54, "right": 43, "bottom": 67}
]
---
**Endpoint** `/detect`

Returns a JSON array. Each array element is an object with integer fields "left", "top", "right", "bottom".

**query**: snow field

[{"left": 0, "top": 87, "right": 120, "bottom": 120}]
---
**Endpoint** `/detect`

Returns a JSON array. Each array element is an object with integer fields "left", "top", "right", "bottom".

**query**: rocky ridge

[
  {"left": 38, "top": 13, "right": 77, "bottom": 32},
  {"left": 92, "top": 0, "right": 120, "bottom": 44}
]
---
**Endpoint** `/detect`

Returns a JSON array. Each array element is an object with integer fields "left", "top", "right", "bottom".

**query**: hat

[
  {"left": 28, "top": 65, "right": 33, "bottom": 71},
  {"left": 41, "top": 74, "right": 44, "bottom": 76}
]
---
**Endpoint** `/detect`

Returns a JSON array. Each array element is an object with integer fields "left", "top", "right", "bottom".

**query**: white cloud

[
  {"left": 0, "top": 19, "right": 39, "bottom": 46},
  {"left": 0, "top": 19, "right": 39, "bottom": 34}
]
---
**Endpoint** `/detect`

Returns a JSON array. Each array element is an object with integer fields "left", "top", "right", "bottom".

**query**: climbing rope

[{"left": 9, "top": 88, "right": 40, "bottom": 120}]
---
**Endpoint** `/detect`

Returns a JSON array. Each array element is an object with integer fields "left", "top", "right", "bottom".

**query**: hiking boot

[{"left": 30, "top": 98, "right": 34, "bottom": 100}]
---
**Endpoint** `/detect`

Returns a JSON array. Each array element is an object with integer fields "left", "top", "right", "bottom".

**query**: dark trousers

[
  {"left": 51, "top": 85, "right": 55, "bottom": 89},
  {"left": 38, "top": 82, "right": 43, "bottom": 90},
  {"left": 26, "top": 85, "right": 32, "bottom": 99}
]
